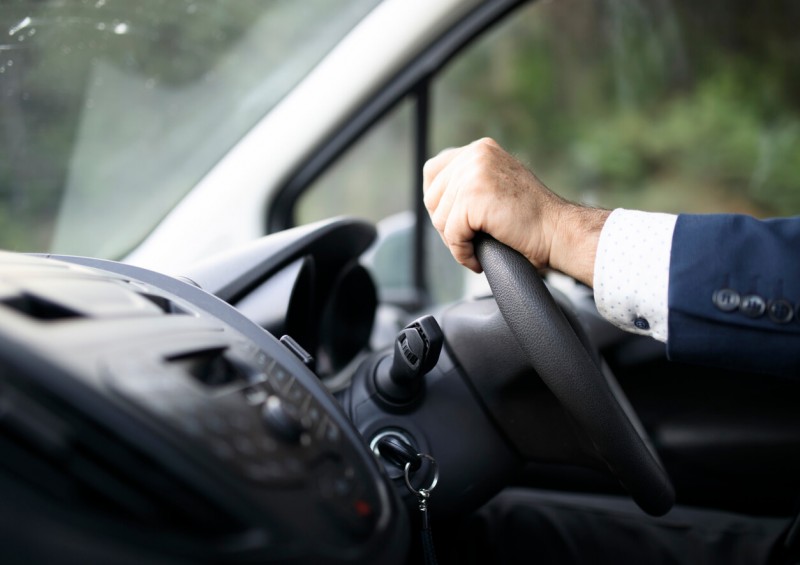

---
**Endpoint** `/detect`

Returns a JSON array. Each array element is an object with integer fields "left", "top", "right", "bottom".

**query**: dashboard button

[
  {"left": 285, "top": 379, "right": 307, "bottom": 405},
  {"left": 317, "top": 462, "right": 375, "bottom": 539},
  {"left": 257, "top": 436, "right": 278, "bottom": 453},
  {"left": 210, "top": 439, "right": 235, "bottom": 460},
  {"left": 319, "top": 418, "right": 340, "bottom": 444},
  {"left": 268, "top": 363, "right": 290, "bottom": 391},
  {"left": 243, "top": 385, "right": 267, "bottom": 406},
  {"left": 178, "top": 416, "right": 204, "bottom": 437},
  {"left": 233, "top": 436, "right": 256, "bottom": 456},
  {"left": 244, "top": 461, "right": 281, "bottom": 482},
  {"left": 306, "top": 404, "right": 321, "bottom": 426},
  {"left": 262, "top": 395, "right": 307, "bottom": 443},
  {"left": 203, "top": 413, "right": 228, "bottom": 434}
]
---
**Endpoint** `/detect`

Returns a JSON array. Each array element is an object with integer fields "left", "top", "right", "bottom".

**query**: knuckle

[
  {"left": 422, "top": 192, "right": 436, "bottom": 214},
  {"left": 467, "top": 148, "right": 497, "bottom": 177},
  {"left": 451, "top": 243, "right": 473, "bottom": 268},
  {"left": 431, "top": 210, "right": 447, "bottom": 233},
  {"left": 473, "top": 136, "right": 498, "bottom": 149},
  {"left": 422, "top": 190, "right": 434, "bottom": 210},
  {"left": 442, "top": 220, "right": 461, "bottom": 245},
  {"left": 422, "top": 158, "right": 436, "bottom": 180}
]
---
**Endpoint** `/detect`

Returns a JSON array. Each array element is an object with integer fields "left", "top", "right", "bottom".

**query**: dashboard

[
  {"left": 3, "top": 217, "right": 799, "bottom": 564},
  {"left": 0, "top": 245, "right": 407, "bottom": 564}
]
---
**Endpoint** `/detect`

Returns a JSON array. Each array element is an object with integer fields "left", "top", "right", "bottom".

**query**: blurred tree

[{"left": 433, "top": 0, "right": 800, "bottom": 218}]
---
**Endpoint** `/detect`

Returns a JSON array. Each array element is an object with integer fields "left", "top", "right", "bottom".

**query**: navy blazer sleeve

[{"left": 667, "top": 214, "right": 800, "bottom": 376}]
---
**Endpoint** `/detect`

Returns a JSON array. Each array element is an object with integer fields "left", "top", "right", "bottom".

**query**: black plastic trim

[{"left": 413, "top": 80, "right": 430, "bottom": 303}]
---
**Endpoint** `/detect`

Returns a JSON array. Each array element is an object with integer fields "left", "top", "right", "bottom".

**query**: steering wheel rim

[{"left": 474, "top": 233, "right": 675, "bottom": 516}]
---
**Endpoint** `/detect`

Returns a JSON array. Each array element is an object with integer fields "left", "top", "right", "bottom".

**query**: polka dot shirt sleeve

[{"left": 592, "top": 209, "right": 677, "bottom": 342}]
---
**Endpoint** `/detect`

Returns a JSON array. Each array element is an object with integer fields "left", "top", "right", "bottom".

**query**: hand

[{"left": 422, "top": 138, "right": 609, "bottom": 287}]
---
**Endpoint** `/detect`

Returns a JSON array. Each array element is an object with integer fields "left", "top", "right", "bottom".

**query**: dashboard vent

[
  {"left": 0, "top": 377, "right": 245, "bottom": 538},
  {"left": 168, "top": 348, "right": 247, "bottom": 387},
  {"left": 138, "top": 292, "right": 190, "bottom": 315},
  {"left": 1, "top": 293, "right": 81, "bottom": 321}
]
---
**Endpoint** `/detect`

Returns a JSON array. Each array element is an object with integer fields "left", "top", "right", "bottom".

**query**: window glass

[
  {"left": 433, "top": 0, "right": 800, "bottom": 217},
  {"left": 297, "top": 99, "right": 423, "bottom": 304},
  {"left": 296, "top": 99, "right": 413, "bottom": 225},
  {"left": 297, "top": 98, "right": 466, "bottom": 307},
  {"left": 0, "top": 0, "right": 380, "bottom": 257},
  {"left": 299, "top": 0, "right": 800, "bottom": 309}
]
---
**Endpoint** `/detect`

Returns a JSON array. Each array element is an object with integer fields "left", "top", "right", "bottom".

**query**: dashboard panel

[{"left": 0, "top": 250, "right": 406, "bottom": 564}]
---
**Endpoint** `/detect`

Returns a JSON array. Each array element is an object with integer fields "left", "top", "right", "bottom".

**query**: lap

[{"left": 441, "top": 488, "right": 788, "bottom": 565}]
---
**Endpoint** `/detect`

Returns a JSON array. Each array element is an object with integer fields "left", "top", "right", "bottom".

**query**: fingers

[
  {"left": 423, "top": 138, "right": 498, "bottom": 212},
  {"left": 422, "top": 146, "right": 459, "bottom": 215},
  {"left": 423, "top": 147, "right": 462, "bottom": 258},
  {"left": 423, "top": 139, "right": 502, "bottom": 273},
  {"left": 442, "top": 194, "right": 482, "bottom": 273},
  {"left": 430, "top": 190, "right": 483, "bottom": 273},
  {"left": 422, "top": 146, "right": 460, "bottom": 187}
]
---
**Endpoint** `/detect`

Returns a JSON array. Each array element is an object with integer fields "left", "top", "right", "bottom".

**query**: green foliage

[
  {"left": 433, "top": 0, "right": 800, "bottom": 218},
  {"left": 563, "top": 64, "right": 800, "bottom": 215}
]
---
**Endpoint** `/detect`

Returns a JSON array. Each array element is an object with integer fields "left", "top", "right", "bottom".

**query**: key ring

[{"left": 404, "top": 453, "right": 439, "bottom": 496}]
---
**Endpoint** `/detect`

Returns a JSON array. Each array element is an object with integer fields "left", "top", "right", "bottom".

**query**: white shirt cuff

[{"left": 593, "top": 209, "right": 677, "bottom": 342}]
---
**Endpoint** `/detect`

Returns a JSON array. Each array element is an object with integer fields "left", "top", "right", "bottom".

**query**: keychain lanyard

[{"left": 404, "top": 453, "right": 440, "bottom": 565}]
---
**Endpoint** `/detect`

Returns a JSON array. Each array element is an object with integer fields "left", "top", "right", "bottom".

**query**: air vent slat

[
  {"left": 70, "top": 457, "right": 159, "bottom": 518},
  {"left": 168, "top": 348, "right": 246, "bottom": 387},
  {"left": 1, "top": 293, "right": 80, "bottom": 321},
  {"left": 138, "top": 293, "right": 189, "bottom": 315},
  {"left": 0, "top": 435, "right": 77, "bottom": 501},
  {"left": 0, "top": 381, "right": 245, "bottom": 537}
]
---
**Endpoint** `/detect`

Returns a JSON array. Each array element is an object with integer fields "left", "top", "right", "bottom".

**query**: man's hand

[{"left": 422, "top": 137, "right": 609, "bottom": 287}]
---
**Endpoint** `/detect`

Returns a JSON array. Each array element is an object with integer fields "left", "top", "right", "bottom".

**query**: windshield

[{"left": 0, "top": 0, "right": 380, "bottom": 258}]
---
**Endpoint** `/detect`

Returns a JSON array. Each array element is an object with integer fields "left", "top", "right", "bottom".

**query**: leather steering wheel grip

[{"left": 473, "top": 233, "right": 675, "bottom": 516}]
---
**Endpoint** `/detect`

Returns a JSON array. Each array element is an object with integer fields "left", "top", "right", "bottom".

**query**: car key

[{"left": 404, "top": 453, "right": 439, "bottom": 565}]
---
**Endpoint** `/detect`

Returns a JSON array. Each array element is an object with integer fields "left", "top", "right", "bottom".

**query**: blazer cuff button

[
  {"left": 712, "top": 288, "right": 740, "bottom": 312},
  {"left": 768, "top": 299, "right": 794, "bottom": 324},
  {"left": 739, "top": 294, "right": 766, "bottom": 318}
]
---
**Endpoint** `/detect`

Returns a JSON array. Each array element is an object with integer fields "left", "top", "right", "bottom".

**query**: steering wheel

[{"left": 473, "top": 233, "right": 675, "bottom": 516}]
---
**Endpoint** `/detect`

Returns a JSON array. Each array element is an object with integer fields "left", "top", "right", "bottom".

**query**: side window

[
  {"left": 296, "top": 97, "right": 465, "bottom": 307},
  {"left": 296, "top": 99, "right": 413, "bottom": 225},
  {"left": 295, "top": 0, "right": 800, "bottom": 308},
  {"left": 432, "top": 0, "right": 800, "bottom": 217}
]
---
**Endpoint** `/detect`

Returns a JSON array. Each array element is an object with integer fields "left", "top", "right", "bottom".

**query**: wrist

[{"left": 549, "top": 204, "right": 610, "bottom": 287}]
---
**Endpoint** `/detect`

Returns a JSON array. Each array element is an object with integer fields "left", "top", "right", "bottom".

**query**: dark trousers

[{"left": 439, "top": 489, "right": 790, "bottom": 565}]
